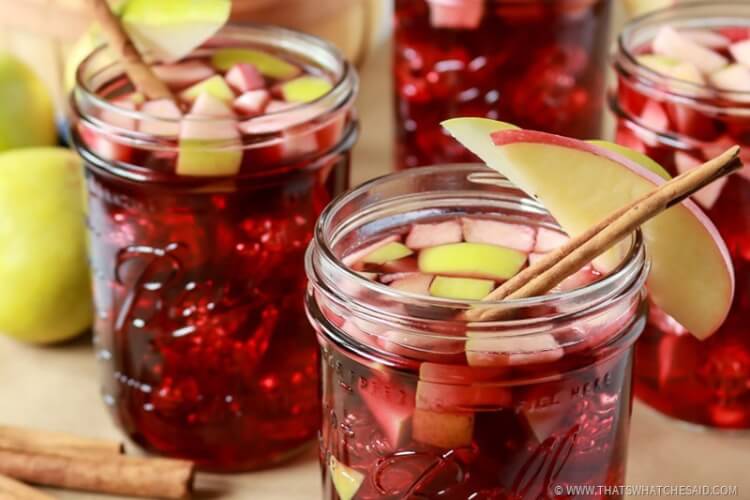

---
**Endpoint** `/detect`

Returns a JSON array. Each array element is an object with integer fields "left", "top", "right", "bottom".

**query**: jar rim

[
  {"left": 615, "top": 0, "right": 750, "bottom": 114},
  {"left": 307, "top": 164, "right": 649, "bottom": 333}
]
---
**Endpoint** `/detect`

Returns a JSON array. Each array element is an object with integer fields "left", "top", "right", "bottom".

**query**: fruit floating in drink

[
  {"left": 611, "top": 2, "right": 750, "bottom": 428},
  {"left": 306, "top": 118, "right": 734, "bottom": 498},
  {"left": 70, "top": 24, "right": 358, "bottom": 470},
  {"left": 393, "top": 0, "right": 613, "bottom": 168}
]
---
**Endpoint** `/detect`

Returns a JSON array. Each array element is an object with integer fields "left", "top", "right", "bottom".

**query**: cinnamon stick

[
  {"left": 0, "top": 474, "right": 55, "bottom": 500},
  {"left": 466, "top": 145, "right": 742, "bottom": 322},
  {"left": 0, "top": 425, "right": 122, "bottom": 458},
  {"left": 84, "top": 0, "right": 175, "bottom": 101},
  {"left": 0, "top": 449, "right": 194, "bottom": 499}
]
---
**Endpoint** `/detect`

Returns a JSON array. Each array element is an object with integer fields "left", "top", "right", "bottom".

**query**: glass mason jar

[
  {"left": 611, "top": 1, "right": 750, "bottom": 429},
  {"left": 306, "top": 165, "right": 648, "bottom": 499},
  {"left": 70, "top": 25, "right": 358, "bottom": 470},
  {"left": 393, "top": 0, "right": 614, "bottom": 169}
]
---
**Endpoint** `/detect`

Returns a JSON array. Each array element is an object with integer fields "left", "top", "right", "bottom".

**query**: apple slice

[
  {"left": 139, "top": 99, "right": 182, "bottom": 136},
  {"left": 179, "top": 75, "right": 235, "bottom": 104},
  {"left": 636, "top": 54, "right": 680, "bottom": 75},
  {"left": 280, "top": 76, "right": 333, "bottom": 104},
  {"left": 710, "top": 64, "right": 750, "bottom": 98},
  {"left": 412, "top": 408, "right": 474, "bottom": 448},
  {"left": 359, "top": 386, "right": 414, "bottom": 449},
  {"left": 730, "top": 39, "right": 750, "bottom": 68},
  {"left": 100, "top": 98, "right": 138, "bottom": 131},
  {"left": 639, "top": 100, "right": 669, "bottom": 133},
  {"left": 121, "top": 0, "right": 231, "bottom": 62},
  {"left": 177, "top": 93, "right": 242, "bottom": 177},
  {"left": 429, "top": 276, "right": 494, "bottom": 300},
  {"left": 77, "top": 122, "right": 134, "bottom": 164},
  {"left": 328, "top": 455, "right": 364, "bottom": 500},
  {"left": 390, "top": 274, "right": 434, "bottom": 295},
  {"left": 427, "top": 0, "right": 484, "bottom": 29},
  {"left": 674, "top": 151, "right": 726, "bottom": 209},
  {"left": 405, "top": 220, "right": 462, "bottom": 249},
  {"left": 342, "top": 235, "right": 399, "bottom": 267},
  {"left": 418, "top": 243, "right": 526, "bottom": 281},
  {"left": 233, "top": 90, "right": 271, "bottom": 117},
  {"left": 461, "top": 218, "right": 536, "bottom": 252},
  {"left": 528, "top": 253, "right": 599, "bottom": 292},
  {"left": 442, "top": 117, "right": 734, "bottom": 339},
  {"left": 362, "top": 242, "right": 413, "bottom": 265},
  {"left": 466, "top": 331, "right": 564, "bottom": 367},
  {"left": 225, "top": 63, "right": 265, "bottom": 93},
  {"left": 681, "top": 29, "right": 731, "bottom": 50},
  {"left": 653, "top": 26, "right": 728, "bottom": 74},
  {"left": 534, "top": 227, "right": 569, "bottom": 253},
  {"left": 211, "top": 49, "right": 302, "bottom": 80},
  {"left": 416, "top": 380, "right": 511, "bottom": 412},
  {"left": 152, "top": 61, "right": 215, "bottom": 89}
]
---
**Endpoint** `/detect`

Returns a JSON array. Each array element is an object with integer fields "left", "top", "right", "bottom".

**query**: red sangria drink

[
  {"left": 611, "top": 2, "right": 750, "bottom": 428},
  {"left": 70, "top": 25, "right": 358, "bottom": 470},
  {"left": 306, "top": 165, "right": 650, "bottom": 499},
  {"left": 393, "top": 0, "right": 613, "bottom": 169}
]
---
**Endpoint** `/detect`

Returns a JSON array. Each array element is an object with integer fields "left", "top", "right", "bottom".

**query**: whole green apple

[
  {"left": 0, "top": 148, "right": 92, "bottom": 344},
  {"left": 0, "top": 54, "right": 56, "bottom": 152}
]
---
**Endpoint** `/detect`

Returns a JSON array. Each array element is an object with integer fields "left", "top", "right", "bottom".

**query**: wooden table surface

[{"left": 1, "top": 38, "right": 748, "bottom": 500}]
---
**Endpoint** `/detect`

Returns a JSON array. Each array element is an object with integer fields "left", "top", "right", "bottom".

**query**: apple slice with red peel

[
  {"left": 280, "top": 76, "right": 333, "bottom": 104},
  {"left": 152, "top": 61, "right": 215, "bottom": 89},
  {"left": 405, "top": 220, "right": 462, "bottom": 250},
  {"left": 233, "top": 90, "right": 271, "bottom": 117},
  {"left": 442, "top": 117, "right": 734, "bottom": 339},
  {"left": 328, "top": 455, "right": 364, "bottom": 500},
  {"left": 362, "top": 242, "right": 413, "bottom": 265},
  {"left": 139, "top": 99, "right": 182, "bottom": 136},
  {"left": 225, "top": 63, "right": 265, "bottom": 93},
  {"left": 710, "top": 64, "right": 750, "bottom": 98},
  {"left": 77, "top": 122, "right": 134, "bottom": 164},
  {"left": 640, "top": 100, "right": 670, "bottom": 133},
  {"left": 427, "top": 0, "right": 484, "bottom": 29},
  {"left": 674, "top": 151, "right": 726, "bottom": 209},
  {"left": 177, "top": 93, "right": 242, "bottom": 177},
  {"left": 429, "top": 276, "right": 494, "bottom": 300},
  {"left": 412, "top": 408, "right": 474, "bottom": 448},
  {"left": 461, "top": 218, "right": 536, "bottom": 252},
  {"left": 342, "top": 235, "right": 400, "bottom": 267},
  {"left": 588, "top": 140, "right": 671, "bottom": 180},
  {"left": 390, "top": 273, "right": 434, "bottom": 295},
  {"left": 359, "top": 384, "right": 414, "bottom": 449},
  {"left": 653, "top": 26, "right": 728, "bottom": 74},
  {"left": 681, "top": 29, "right": 731, "bottom": 50},
  {"left": 534, "top": 227, "right": 569, "bottom": 253},
  {"left": 419, "top": 243, "right": 526, "bottom": 281},
  {"left": 416, "top": 380, "right": 511, "bottom": 412},
  {"left": 212, "top": 49, "right": 301, "bottom": 79},
  {"left": 730, "top": 39, "right": 750, "bottom": 67},
  {"left": 466, "top": 331, "right": 564, "bottom": 367},
  {"left": 121, "top": 0, "right": 231, "bottom": 63},
  {"left": 179, "top": 75, "right": 235, "bottom": 104}
]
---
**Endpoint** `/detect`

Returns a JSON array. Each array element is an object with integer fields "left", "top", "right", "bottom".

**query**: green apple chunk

[
  {"left": 328, "top": 455, "right": 364, "bottom": 500},
  {"left": 362, "top": 242, "right": 413, "bottom": 265},
  {"left": 429, "top": 276, "right": 494, "bottom": 300},
  {"left": 443, "top": 117, "right": 734, "bottom": 339},
  {"left": 0, "top": 148, "right": 92, "bottom": 344},
  {"left": 211, "top": 48, "right": 302, "bottom": 79},
  {"left": 419, "top": 243, "right": 526, "bottom": 281},
  {"left": 281, "top": 76, "right": 333, "bottom": 103},
  {"left": 177, "top": 93, "right": 242, "bottom": 176},
  {"left": 412, "top": 408, "right": 474, "bottom": 448},
  {"left": 0, "top": 54, "right": 56, "bottom": 152},
  {"left": 121, "top": 0, "right": 231, "bottom": 62},
  {"left": 179, "top": 75, "right": 235, "bottom": 104}
]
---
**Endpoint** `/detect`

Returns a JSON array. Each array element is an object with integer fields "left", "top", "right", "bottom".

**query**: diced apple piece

[
  {"left": 177, "top": 93, "right": 242, "bottom": 177},
  {"left": 710, "top": 64, "right": 750, "bottom": 96},
  {"left": 653, "top": 26, "right": 728, "bottom": 74},
  {"left": 416, "top": 380, "right": 511, "bottom": 412},
  {"left": 534, "top": 227, "right": 568, "bottom": 253},
  {"left": 675, "top": 151, "right": 726, "bottom": 209},
  {"left": 280, "top": 130, "right": 318, "bottom": 159},
  {"left": 405, "top": 220, "right": 462, "bottom": 249},
  {"left": 418, "top": 243, "right": 526, "bottom": 281},
  {"left": 419, "top": 362, "right": 508, "bottom": 384},
  {"left": 233, "top": 90, "right": 271, "bottom": 117},
  {"left": 730, "top": 39, "right": 750, "bottom": 68},
  {"left": 681, "top": 29, "right": 731, "bottom": 50},
  {"left": 389, "top": 273, "right": 433, "bottom": 295},
  {"left": 211, "top": 48, "right": 302, "bottom": 79},
  {"left": 412, "top": 408, "right": 474, "bottom": 448},
  {"left": 359, "top": 385, "right": 414, "bottom": 449},
  {"left": 342, "top": 235, "right": 400, "bottom": 267},
  {"left": 121, "top": 0, "right": 231, "bottom": 62},
  {"left": 640, "top": 100, "right": 669, "bottom": 133},
  {"left": 427, "top": 0, "right": 484, "bottom": 29},
  {"left": 179, "top": 75, "right": 235, "bottom": 104},
  {"left": 442, "top": 117, "right": 734, "bottom": 339},
  {"left": 100, "top": 98, "right": 138, "bottom": 131},
  {"left": 636, "top": 54, "right": 680, "bottom": 76},
  {"left": 429, "top": 276, "right": 494, "bottom": 300},
  {"left": 225, "top": 63, "right": 265, "bottom": 93},
  {"left": 316, "top": 111, "right": 347, "bottom": 152},
  {"left": 280, "top": 76, "right": 333, "bottom": 104},
  {"left": 466, "top": 331, "right": 564, "bottom": 367},
  {"left": 623, "top": 0, "right": 674, "bottom": 16},
  {"left": 554, "top": 266, "right": 600, "bottom": 292},
  {"left": 461, "top": 218, "right": 536, "bottom": 252},
  {"left": 362, "top": 242, "right": 413, "bottom": 265},
  {"left": 139, "top": 99, "right": 182, "bottom": 136},
  {"left": 77, "top": 122, "right": 134, "bottom": 163},
  {"left": 328, "top": 455, "right": 364, "bottom": 500},
  {"left": 152, "top": 61, "right": 215, "bottom": 89}
]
